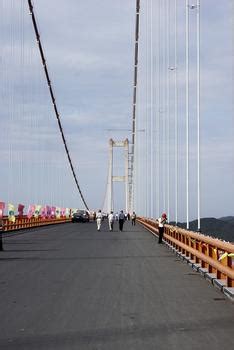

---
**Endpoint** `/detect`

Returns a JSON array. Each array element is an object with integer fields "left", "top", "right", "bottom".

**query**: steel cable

[{"left": 27, "top": 0, "right": 89, "bottom": 210}]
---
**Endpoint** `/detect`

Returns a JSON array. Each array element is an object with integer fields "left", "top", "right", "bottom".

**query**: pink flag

[
  {"left": 61, "top": 208, "right": 66, "bottom": 217},
  {"left": 27, "top": 205, "right": 35, "bottom": 219},
  {"left": 41, "top": 206, "right": 47, "bottom": 219},
  {"left": 0, "top": 202, "right": 5, "bottom": 219},
  {"left": 51, "top": 207, "right": 56, "bottom": 218},
  {"left": 46, "top": 206, "right": 51, "bottom": 217}
]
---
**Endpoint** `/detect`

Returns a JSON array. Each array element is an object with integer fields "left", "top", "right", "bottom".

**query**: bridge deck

[{"left": 0, "top": 221, "right": 234, "bottom": 350}]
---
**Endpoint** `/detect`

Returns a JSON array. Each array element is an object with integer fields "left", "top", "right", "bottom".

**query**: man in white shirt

[
  {"left": 108, "top": 211, "right": 114, "bottom": 231},
  {"left": 157, "top": 213, "right": 167, "bottom": 243},
  {"left": 96, "top": 210, "right": 102, "bottom": 231}
]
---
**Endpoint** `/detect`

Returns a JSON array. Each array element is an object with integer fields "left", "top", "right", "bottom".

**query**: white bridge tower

[{"left": 104, "top": 139, "right": 130, "bottom": 213}]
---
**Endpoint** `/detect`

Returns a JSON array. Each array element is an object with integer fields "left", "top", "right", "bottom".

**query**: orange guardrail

[
  {"left": 138, "top": 217, "right": 234, "bottom": 288},
  {"left": 1, "top": 215, "right": 71, "bottom": 232}
]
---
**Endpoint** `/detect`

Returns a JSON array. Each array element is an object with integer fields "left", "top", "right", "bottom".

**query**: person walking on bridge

[
  {"left": 131, "top": 211, "right": 136, "bottom": 226},
  {"left": 96, "top": 210, "right": 102, "bottom": 231},
  {"left": 108, "top": 211, "right": 114, "bottom": 231},
  {"left": 118, "top": 210, "right": 125, "bottom": 232},
  {"left": 157, "top": 213, "right": 167, "bottom": 243}
]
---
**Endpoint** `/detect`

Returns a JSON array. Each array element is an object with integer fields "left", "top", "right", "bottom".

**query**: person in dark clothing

[
  {"left": 131, "top": 212, "right": 136, "bottom": 226},
  {"left": 118, "top": 210, "right": 125, "bottom": 231}
]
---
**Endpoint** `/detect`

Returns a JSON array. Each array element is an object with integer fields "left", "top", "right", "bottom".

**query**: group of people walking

[
  {"left": 95, "top": 210, "right": 137, "bottom": 232},
  {"left": 95, "top": 209, "right": 167, "bottom": 243}
]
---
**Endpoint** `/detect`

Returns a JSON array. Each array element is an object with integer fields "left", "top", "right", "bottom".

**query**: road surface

[{"left": 0, "top": 220, "right": 234, "bottom": 349}]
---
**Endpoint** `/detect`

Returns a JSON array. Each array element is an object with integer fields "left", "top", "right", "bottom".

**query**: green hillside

[{"left": 171, "top": 217, "right": 234, "bottom": 243}]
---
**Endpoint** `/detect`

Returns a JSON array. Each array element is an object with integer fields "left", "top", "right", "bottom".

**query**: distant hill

[
  {"left": 219, "top": 216, "right": 234, "bottom": 224},
  {"left": 170, "top": 216, "right": 234, "bottom": 243}
]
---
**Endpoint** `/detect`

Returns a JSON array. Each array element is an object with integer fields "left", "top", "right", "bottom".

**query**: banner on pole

[
  {"left": 27, "top": 205, "right": 35, "bottom": 219},
  {"left": 65, "top": 208, "right": 70, "bottom": 218},
  {"left": 55, "top": 207, "right": 61, "bottom": 219},
  {"left": 0, "top": 202, "right": 5, "bottom": 219},
  {"left": 18, "top": 204, "right": 25, "bottom": 218},
  {"left": 8, "top": 203, "right": 16, "bottom": 223},
  {"left": 51, "top": 207, "right": 56, "bottom": 218},
  {"left": 34, "top": 205, "right": 42, "bottom": 218},
  {"left": 46, "top": 206, "right": 51, "bottom": 217},
  {"left": 41, "top": 206, "right": 47, "bottom": 219},
  {"left": 61, "top": 208, "right": 66, "bottom": 217}
]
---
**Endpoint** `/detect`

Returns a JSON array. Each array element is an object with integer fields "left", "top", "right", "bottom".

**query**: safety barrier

[
  {"left": 1, "top": 215, "right": 71, "bottom": 232},
  {"left": 138, "top": 217, "right": 234, "bottom": 288}
]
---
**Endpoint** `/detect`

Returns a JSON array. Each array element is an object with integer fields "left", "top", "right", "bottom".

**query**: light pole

[
  {"left": 186, "top": 0, "right": 190, "bottom": 229},
  {"left": 166, "top": 0, "right": 171, "bottom": 224},
  {"left": 187, "top": 2, "right": 201, "bottom": 231},
  {"left": 174, "top": 0, "right": 178, "bottom": 226},
  {"left": 150, "top": 0, "right": 154, "bottom": 219},
  {"left": 196, "top": 0, "right": 201, "bottom": 232}
]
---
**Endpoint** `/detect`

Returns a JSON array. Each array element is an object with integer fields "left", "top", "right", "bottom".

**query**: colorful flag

[
  {"left": 8, "top": 203, "right": 15, "bottom": 223},
  {"left": 51, "top": 207, "right": 56, "bottom": 218},
  {"left": 0, "top": 202, "right": 5, "bottom": 219},
  {"left": 27, "top": 205, "right": 35, "bottom": 219},
  {"left": 65, "top": 208, "right": 70, "bottom": 218},
  {"left": 41, "top": 206, "right": 47, "bottom": 219},
  {"left": 46, "top": 206, "right": 51, "bottom": 217},
  {"left": 61, "top": 208, "right": 66, "bottom": 217},
  {"left": 18, "top": 204, "right": 25, "bottom": 218},
  {"left": 34, "top": 205, "right": 42, "bottom": 218},
  {"left": 55, "top": 207, "right": 61, "bottom": 219}
]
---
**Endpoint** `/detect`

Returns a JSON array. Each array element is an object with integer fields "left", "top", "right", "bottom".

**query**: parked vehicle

[{"left": 72, "top": 210, "right": 90, "bottom": 223}]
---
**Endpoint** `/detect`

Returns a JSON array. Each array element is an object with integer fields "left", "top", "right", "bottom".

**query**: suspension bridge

[{"left": 0, "top": 1, "right": 234, "bottom": 349}]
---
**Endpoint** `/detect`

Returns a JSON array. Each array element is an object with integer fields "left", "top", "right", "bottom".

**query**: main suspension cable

[{"left": 27, "top": 0, "right": 89, "bottom": 210}]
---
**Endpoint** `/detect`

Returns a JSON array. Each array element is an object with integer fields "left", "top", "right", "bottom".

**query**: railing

[
  {"left": 1, "top": 215, "right": 71, "bottom": 232},
  {"left": 138, "top": 217, "right": 234, "bottom": 288}
]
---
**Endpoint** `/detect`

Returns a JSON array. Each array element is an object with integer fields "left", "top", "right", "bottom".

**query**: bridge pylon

[{"left": 105, "top": 139, "right": 130, "bottom": 214}]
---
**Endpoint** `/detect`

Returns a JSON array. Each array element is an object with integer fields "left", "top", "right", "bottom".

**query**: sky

[{"left": 0, "top": 0, "right": 233, "bottom": 221}]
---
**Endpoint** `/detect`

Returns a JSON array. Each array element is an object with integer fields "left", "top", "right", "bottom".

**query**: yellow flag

[
  {"left": 8, "top": 203, "right": 15, "bottom": 223},
  {"left": 34, "top": 205, "right": 42, "bottom": 218},
  {"left": 55, "top": 207, "right": 61, "bottom": 219},
  {"left": 65, "top": 208, "right": 70, "bottom": 218}
]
